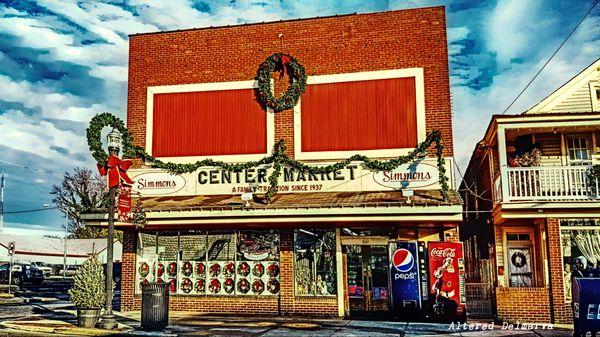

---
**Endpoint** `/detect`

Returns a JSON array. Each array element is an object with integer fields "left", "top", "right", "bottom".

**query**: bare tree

[{"left": 50, "top": 167, "right": 109, "bottom": 238}]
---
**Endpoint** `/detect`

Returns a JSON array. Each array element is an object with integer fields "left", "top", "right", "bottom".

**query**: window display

[
  {"left": 294, "top": 229, "right": 336, "bottom": 296},
  {"left": 560, "top": 219, "right": 600, "bottom": 301},
  {"left": 135, "top": 230, "right": 280, "bottom": 296}
]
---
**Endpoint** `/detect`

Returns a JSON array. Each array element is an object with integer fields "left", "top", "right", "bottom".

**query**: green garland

[
  {"left": 587, "top": 164, "right": 600, "bottom": 194},
  {"left": 87, "top": 113, "right": 450, "bottom": 203},
  {"left": 256, "top": 53, "right": 307, "bottom": 112},
  {"left": 86, "top": 112, "right": 136, "bottom": 165}
]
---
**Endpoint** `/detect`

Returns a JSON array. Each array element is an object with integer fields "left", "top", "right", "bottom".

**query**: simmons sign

[
  {"left": 127, "top": 158, "right": 448, "bottom": 196},
  {"left": 373, "top": 162, "right": 439, "bottom": 189}
]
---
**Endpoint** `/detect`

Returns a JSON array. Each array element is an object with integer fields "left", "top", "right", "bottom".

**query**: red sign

[
  {"left": 428, "top": 242, "right": 464, "bottom": 307},
  {"left": 118, "top": 186, "right": 132, "bottom": 223}
]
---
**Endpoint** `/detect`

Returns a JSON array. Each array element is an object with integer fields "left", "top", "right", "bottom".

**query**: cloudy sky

[{"left": 0, "top": 0, "right": 599, "bottom": 232}]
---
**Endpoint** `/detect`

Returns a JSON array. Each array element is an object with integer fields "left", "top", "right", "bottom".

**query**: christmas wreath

[
  {"left": 181, "top": 261, "right": 193, "bottom": 277},
  {"left": 195, "top": 279, "right": 205, "bottom": 293},
  {"left": 86, "top": 112, "right": 136, "bottom": 165},
  {"left": 210, "top": 263, "right": 221, "bottom": 277},
  {"left": 266, "top": 263, "right": 279, "bottom": 278},
  {"left": 180, "top": 278, "right": 193, "bottom": 293},
  {"left": 224, "top": 278, "right": 235, "bottom": 294},
  {"left": 138, "top": 262, "right": 150, "bottom": 278},
  {"left": 267, "top": 279, "right": 280, "bottom": 294},
  {"left": 237, "top": 278, "right": 250, "bottom": 294},
  {"left": 256, "top": 53, "right": 307, "bottom": 112},
  {"left": 157, "top": 262, "right": 164, "bottom": 278},
  {"left": 223, "top": 262, "right": 235, "bottom": 277},
  {"left": 167, "top": 262, "right": 177, "bottom": 277},
  {"left": 168, "top": 278, "right": 176, "bottom": 293},
  {"left": 237, "top": 262, "right": 250, "bottom": 277},
  {"left": 209, "top": 279, "right": 221, "bottom": 294},
  {"left": 195, "top": 262, "right": 205, "bottom": 277},
  {"left": 252, "top": 279, "right": 265, "bottom": 294},
  {"left": 253, "top": 262, "right": 264, "bottom": 277}
]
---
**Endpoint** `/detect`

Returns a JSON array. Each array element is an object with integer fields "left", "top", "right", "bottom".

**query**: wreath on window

[{"left": 256, "top": 53, "right": 307, "bottom": 112}]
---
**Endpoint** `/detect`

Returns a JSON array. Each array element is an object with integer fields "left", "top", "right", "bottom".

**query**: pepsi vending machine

[{"left": 390, "top": 241, "right": 422, "bottom": 317}]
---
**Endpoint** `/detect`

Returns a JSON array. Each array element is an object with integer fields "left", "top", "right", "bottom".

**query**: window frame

[
  {"left": 145, "top": 80, "right": 275, "bottom": 163},
  {"left": 565, "top": 133, "right": 592, "bottom": 165},
  {"left": 503, "top": 228, "right": 536, "bottom": 288},
  {"left": 293, "top": 228, "right": 338, "bottom": 297},
  {"left": 293, "top": 68, "right": 426, "bottom": 160}
]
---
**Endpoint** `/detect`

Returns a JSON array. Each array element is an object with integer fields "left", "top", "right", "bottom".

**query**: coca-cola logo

[{"left": 430, "top": 247, "right": 456, "bottom": 258}]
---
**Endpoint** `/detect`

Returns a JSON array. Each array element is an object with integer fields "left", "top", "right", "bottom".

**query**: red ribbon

[
  {"left": 279, "top": 55, "right": 290, "bottom": 80},
  {"left": 97, "top": 155, "right": 133, "bottom": 188}
]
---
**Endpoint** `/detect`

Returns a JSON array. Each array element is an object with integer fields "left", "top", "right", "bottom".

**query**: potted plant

[{"left": 68, "top": 253, "right": 106, "bottom": 328}]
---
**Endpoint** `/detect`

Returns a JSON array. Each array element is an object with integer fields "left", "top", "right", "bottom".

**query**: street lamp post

[{"left": 97, "top": 129, "right": 121, "bottom": 330}]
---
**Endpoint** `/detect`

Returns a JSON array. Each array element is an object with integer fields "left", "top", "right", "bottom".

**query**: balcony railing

[{"left": 504, "top": 166, "right": 599, "bottom": 202}]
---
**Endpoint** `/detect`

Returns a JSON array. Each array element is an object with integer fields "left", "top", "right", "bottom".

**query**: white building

[{"left": 0, "top": 234, "right": 122, "bottom": 266}]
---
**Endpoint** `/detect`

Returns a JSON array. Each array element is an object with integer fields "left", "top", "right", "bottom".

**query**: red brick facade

[
  {"left": 122, "top": 7, "right": 455, "bottom": 317},
  {"left": 127, "top": 7, "right": 453, "bottom": 159}
]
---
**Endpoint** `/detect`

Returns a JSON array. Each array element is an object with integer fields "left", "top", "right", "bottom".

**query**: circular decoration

[
  {"left": 224, "top": 278, "right": 235, "bottom": 294},
  {"left": 182, "top": 261, "right": 193, "bottom": 277},
  {"left": 210, "top": 263, "right": 221, "bottom": 277},
  {"left": 237, "top": 278, "right": 250, "bottom": 294},
  {"left": 195, "top": 262, "right": 205, "bottom": 277},
  {"left": 511, "top": 251, "right": 527, "bottom": 268},
  {"left": 267, "top": 279, "right": 280, "bottom": 294},
  {"left": 266, "top": 263, "right": 279, "bottom": 278},
  {"left": 195, "top": 279, "right": 205, "bottom": 293},
  {"left": 223, "top": 262, "right": 235, "bottom": 277},
  {"left": 168, "top": 278, "right": 176, "bottom": 293},
  {"left": 167, "top": 262, "right": 177, "bottom": 277},
  {"left": 256, "top": 53, "right": 307, "bottom": 112},
  {"left": 253, "top": 262, "right": 264, "bottom": 277},
  {"left": 157, "top": 262, "right": 164, "bottom": 278},
  {"left": 209, "top": 279, "right": 221, "bottom": 294},
  {"left": 252, "top": 279, "right": 265, "bottom": 294},
  {"left": 138, "top": 262, "right": 150, "bottom": 278},
  {"left": 237, "top": 262, "right": 250, "bottom": 276},
  {"left": 86, "top": 112, "right": 136, "bottom": 164},
  {"left": 180, "top": 278, "right": 193, "bottom": 293}
]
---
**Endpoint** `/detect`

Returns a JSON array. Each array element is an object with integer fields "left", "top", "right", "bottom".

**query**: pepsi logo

[{"left": 392, "top": 248, "right": 415, "bottom": 273}]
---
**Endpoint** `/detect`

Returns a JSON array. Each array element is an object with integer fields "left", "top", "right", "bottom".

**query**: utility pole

[
  {"left": 1, "top": 174, "right": 5, "bottom": 233},
  {"left": 63, "top": 213, "right": 68, "bottom": 278}
]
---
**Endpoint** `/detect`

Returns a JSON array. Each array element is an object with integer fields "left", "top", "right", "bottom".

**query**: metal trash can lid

[{"left": 141, "top": 282, "right": 170, "bottom": 293}]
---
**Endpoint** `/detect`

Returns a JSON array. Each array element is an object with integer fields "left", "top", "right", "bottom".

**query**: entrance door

[{"left": 345, "top": 245, "right": 390, "bottom": 316}]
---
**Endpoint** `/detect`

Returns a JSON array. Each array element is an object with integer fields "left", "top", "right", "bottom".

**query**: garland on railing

[
  {"left": 587, "top": 164, "right": 600, "bottom": 194},
  {"left": 87, "top": 113, "right": 450, "bottom": 203}
]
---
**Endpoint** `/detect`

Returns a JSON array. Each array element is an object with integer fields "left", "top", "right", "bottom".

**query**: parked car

[
  {"left": 58, "top": 266, "right": 78, "bottom": 277},
  {"left": 31, "top": 262, "right": 53, "bottom": 277},
  {"left": 0, "top": 263, "right": 45, "bottom": 285}
]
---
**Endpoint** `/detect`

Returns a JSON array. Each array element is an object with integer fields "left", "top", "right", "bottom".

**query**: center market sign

[{"left": 130, "top": 159, "right": 446, "bottom": 197}]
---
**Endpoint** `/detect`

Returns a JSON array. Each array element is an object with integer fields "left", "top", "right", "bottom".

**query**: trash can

[
  {"left": 141, "top": 282, "right": 170, "bottom": 331},
  {"left": 572, "top": 278, "right": 600, "bottom": 337}
]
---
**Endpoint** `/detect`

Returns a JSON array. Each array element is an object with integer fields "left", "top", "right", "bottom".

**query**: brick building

[
  {"left": 85, "top": 7, "right": 464, "bottom": 318},
  {"left": 460, "top": 58, "right": 600, "bottom": 324}
]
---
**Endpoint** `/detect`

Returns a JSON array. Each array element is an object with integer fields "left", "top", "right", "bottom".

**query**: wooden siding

[
  {"left": 300, "top": 77, "right": 418, "bottom": 152},
  {"left": 549, "top": 82, "right": 594, "bottom": 113}
]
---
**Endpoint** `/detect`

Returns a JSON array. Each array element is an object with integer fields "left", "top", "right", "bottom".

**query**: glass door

[{"left": 346, "top": 245, "right": 390, "bottom": 316}]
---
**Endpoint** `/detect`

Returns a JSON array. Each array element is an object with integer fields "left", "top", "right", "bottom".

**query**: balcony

[{"left": 497, "top": 166, "right": 599, "bottom": 202}]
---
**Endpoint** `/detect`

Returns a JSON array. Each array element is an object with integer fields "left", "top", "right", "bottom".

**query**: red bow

[
  {"left": 97, "top": 155, "right": 133, "bottom": 188},
  {"left": 279, "top": 55, "right": 291, "bottom": 80}
]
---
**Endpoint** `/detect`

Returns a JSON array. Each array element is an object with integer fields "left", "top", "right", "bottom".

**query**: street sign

[{"left": 7, "top": 241, "right": 15, "bottom": 256}]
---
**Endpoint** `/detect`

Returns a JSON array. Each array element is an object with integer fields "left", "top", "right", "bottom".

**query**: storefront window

[
  {"left": 136, "top": 230, "right": 280, "bottom": 296},
  {"left": 560, "top": 219, "right": 600, "bottom": 301},
  {"left": 294, "top": 229, "right": 336, "bottom": 296}
]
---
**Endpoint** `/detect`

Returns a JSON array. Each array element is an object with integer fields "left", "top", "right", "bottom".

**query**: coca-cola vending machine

[{"left": 427, "top": 242, "right": 466, "bottom": 322}]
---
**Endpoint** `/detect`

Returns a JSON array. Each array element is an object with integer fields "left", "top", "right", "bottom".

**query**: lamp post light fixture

[{"left": 97, "top": 128, "right": 121, "bottom": 330}]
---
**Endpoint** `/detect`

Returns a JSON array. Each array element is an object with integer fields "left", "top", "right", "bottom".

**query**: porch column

[{"left": 497, "top": 125, "right": 510, "bottom": 202}]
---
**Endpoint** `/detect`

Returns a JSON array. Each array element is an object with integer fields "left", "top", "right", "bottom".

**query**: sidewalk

[{"left": 0, "top": 298, "right": 574, "bottom": 337}]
